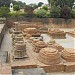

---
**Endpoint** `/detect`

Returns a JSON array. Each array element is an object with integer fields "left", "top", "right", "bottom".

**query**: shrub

[
  {"left": 9, "top": 11, "right": 25, "bottom": 17},
  {"left": 46, "top": 11, "right": 51, "bottom": 17},
  {"left": 35, "top": 9, "right": 47, "bottom": 18},
  {"left": 0, "top": 7, "right": 10, "bottom": 17},
  {"left": 42, "top": 6, "right": 48, "bottom": 11}
]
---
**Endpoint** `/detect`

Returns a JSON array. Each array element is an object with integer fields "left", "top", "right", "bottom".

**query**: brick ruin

[
  {"left": 12, "top": 22, "right": 28, "bottom": 59},
  {"left": 38, "top": 47, "right": 61, "bottom": 65},
  {"left": 33, "top": 41, "right": 47, "bottom": 53},
  {"left": 0, "top": 20, "right": 75, "bottom": 74},
  {"left": 9, "top": 21, "right": 75, "bottom": 73},
  {"left": 48, "top": 29, "right": 66, "bottom": 39},
  {"left": 47, "top": 39, "right": 64, "bottom": 52},
  {"left": 67, "top": 30, "right": 75, "bottom": 38},
  {"left": 22, "top": 28, "right": 41, "bottom": 37}
]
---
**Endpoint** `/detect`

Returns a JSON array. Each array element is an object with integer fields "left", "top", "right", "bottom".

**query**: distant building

[{"left": 10, "top": 3, "right": 14, "bottom": 12}]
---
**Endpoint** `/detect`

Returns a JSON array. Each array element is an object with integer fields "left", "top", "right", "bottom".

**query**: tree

[
  {"left": 24, "top": 5, "right": 34, "bottom": 17},
  {"left": 48, "top": 0, "right": 74, "bottom": 9},
  {"left": 38, "top": 2, "right": 44, "bottom": 7},
  {"left": 12, "top": 1, "right": 26, "bottom": 8},
  {"left": 47, "top": 0, "right": 74, "bottom": 18},
  {"left": 50, "top": 5, "right": 60, "bottom": 18},
  {"left": 42, "top": 6, "right": 48, "bottom": 11},
  {"left": 47, "top": 0, "right": 56, "bottom": 7},
  {"left": 60, "top": 5, "right": 72, "bottom": 19},
  {"left": 0, "top": 0, "right": 12, "bottom": 7},
  {"left": 29, "top": 3, "right": 38, "bottom": 9},
  {"left": 48, "top": 0, "right": 50, "bottom": 6},
  {"left": 13, "top": 5, "right": 20, "bottom": 11},
  {"left": 35, "top": 9, "right": 47, "bottom": 18},
  {"left": 0, "top": 7, "right": 10, "bottom": 17},
  {"left": 56, "top": 0, "right": 74, "bottom": 9}
]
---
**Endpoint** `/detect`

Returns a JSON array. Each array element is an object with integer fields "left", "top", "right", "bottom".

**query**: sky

[{"left": 18, "top": 0, "right": 48, "bottom": 4}]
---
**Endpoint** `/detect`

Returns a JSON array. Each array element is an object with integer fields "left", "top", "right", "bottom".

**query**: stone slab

[{"left": 12, "top": 68, "right": 46, "bottom": 75}]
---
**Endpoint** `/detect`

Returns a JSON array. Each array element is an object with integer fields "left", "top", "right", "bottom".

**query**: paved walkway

[{"left": 0, "top": 30, "right": 12, "bottom": 53}]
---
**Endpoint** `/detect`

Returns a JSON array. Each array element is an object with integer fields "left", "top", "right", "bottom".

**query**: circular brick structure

[
  {"left": 38, "top": 47, "right": 61, "bottom": 65},
  {"left": 23, "top": 28, "right": 41, "bottom": 37},
  {"left": 14, "top": 35, "right": 23, "bottom": 41},
  {"left": 14, "top": 41, "right": 26, "bottom": 59},
  {"left": 15, "top": 42, "right": 26, "bottom": 50},
  {"left": 48, "top": 39, "right": 56, "bottom": 45},
  {"left": 34, "top": 41, "right": 47, "bottom": 53},
  {"left": 61, "top": 48, "right": 75, "bottom": 62},
  {"left": 32, "top": 39, "right": 40, "bottom": 45},
  {"left": 47, "top": 40, "right": 64, "bottom": 52},
  {"left": 48, "top": 29, "right": 66, "bottom": 39}
]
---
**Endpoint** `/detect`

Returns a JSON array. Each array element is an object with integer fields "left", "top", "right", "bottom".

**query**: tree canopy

[
  {"left": 13, "top": 5, "right": 20, "bottom": 11},
  {"left": 47, "top": 0, "right": 75, "bottom": 18},
  {"left": 0, "top": 7, "right": 10, "bottom": 17},
  {"left": 48, "top": 0, "right": 74, "bottom": 9},
  {"left": 12, "top": 1, "right": 26, "bottom": 8},
  {"left": 38, "top": 2, "right": 44, "bottom": 7},
  {"left": 0, "top": 0, "right": 26, "bottom": 8},
  {"left": 0, "top": 0, "right": 12, "bottom": 7}
]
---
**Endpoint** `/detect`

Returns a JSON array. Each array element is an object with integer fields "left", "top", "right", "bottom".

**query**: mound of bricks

[
  {"left": 67, "top": 30, "right": 75, "bottom": 37},
  {"left": 48, "top": 29, "right": 66, "bottom": 39},
  {"left": 34, "top": 41, "right": 47, "bottom": 53}
]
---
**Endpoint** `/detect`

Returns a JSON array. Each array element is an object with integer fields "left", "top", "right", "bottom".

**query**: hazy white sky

[{"left": 19, "top": 0, "right": 48, "bottom": 4}]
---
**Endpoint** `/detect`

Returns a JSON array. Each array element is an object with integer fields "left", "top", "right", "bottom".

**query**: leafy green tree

[
  {"left": 56, "top": 0, "right": 74, "bottom": 9},
  {"left": 0, "top": 7, "right": 10, "bottom": 17},
  {"left": 47, "top": 0, "right": 74, "bottom": 18},
  {"left": 60, "top": 5, "right": 72, "bottom": 19},
  {"left": 50, "top": 5, "right": 60, "bottom": 18},
  {"left": 47, "top": 0, "right": 56, "bottom": 7},
  {"left": 0, "top": 0, "right": 12, "bottom": 7},
  {"left": 71, "top": 10, "right": 75, "bottom": 18},
  {"left": 35, "top": 9, "right": 47, "bottom": 18},
  {"left": 13, "top": 5, "right": 20, "bottom": 11},
  {"left": 12, "top": 1, "right": 26, "bottom": 8},
  {"left": 29, "top": 3, "right": 38, "bottom": 9},
  {"left": 24, "top": 5, "right": 34, "bottom": 17},
  {"left": 38, "top": 2, "right": 44, "bottom": 7},
  {"left": 48, "top": 0, "right": 74, "bottom": 9},
  {"left": 42, "top": 6, "right": 48, "bottom": 11},
  {"left": 48, "top": 0, "right": 51, "bottom": 6}
]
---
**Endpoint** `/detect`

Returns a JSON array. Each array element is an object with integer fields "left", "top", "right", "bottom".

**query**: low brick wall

[
  {"left": 0, "top": 24, "right": 7, "bottom": 47},
  {"left": 6, "top": 17, "right": 75, "bottom": 28}
]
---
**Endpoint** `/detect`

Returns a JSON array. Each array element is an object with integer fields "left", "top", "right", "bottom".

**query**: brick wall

[
  {"left": 0, "top": 24, "right": 7, "bottom": 47},
  {"left": 6, "top": 17, "right": 75, "bottom": 28}
]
